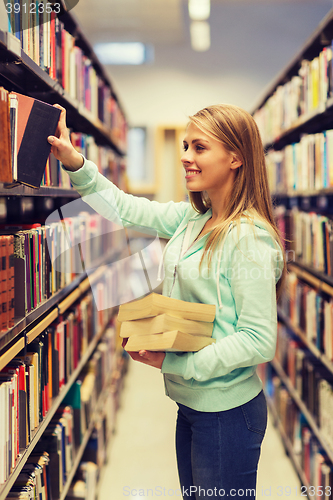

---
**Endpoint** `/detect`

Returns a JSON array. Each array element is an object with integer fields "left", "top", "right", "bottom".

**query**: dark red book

[
  {"left": 0, "top": 236, "right": 5, "bottom": 331},
  {"left": 9, "top": 92, "right": 61, "bottom": 188},
  {"left": 0, "top": 87, "right": 12, "bottom": 183},
  {"left": 8, "top": 235, "right": 14, "bottom": 328},
  {"left": 0, "top": 236, "right": 8, "bottom": 332}
]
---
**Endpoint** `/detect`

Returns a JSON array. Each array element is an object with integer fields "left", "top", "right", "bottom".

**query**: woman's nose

[{"left": 181, "top": 151, "right": 193, "bottom": 164}]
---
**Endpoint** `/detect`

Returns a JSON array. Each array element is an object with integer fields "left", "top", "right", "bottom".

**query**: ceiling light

[
  {"left": 188, "top": 0, "right": 210, "bottom": 21},
  {"left": 190, "top": 21, "right": 211, "bottom": 52},
  {"left": 94, "top": 42, "right": 153, "bottom": 65}
]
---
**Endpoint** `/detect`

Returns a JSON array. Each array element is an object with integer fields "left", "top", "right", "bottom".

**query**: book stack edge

[{"left": 118, "top": 293, "right": 216, "bottom": 352}]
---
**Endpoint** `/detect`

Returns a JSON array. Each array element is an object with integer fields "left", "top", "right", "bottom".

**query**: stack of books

[{"left": 118, "top": 293, "right": 216, "bottom": 352}]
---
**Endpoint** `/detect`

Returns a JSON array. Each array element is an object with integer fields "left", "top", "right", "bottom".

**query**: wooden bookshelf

[
  {"left": 259, "top": 99, "right": 333, "bottom": 152},
  {"left": 57, "top": 0, "right": 126, "bottom": 118},
  {"left": 271, "top": 358, "right": 333, "bottom": 464},
  {"left": 265, "top": 395, "right": 309, "bottom": 496},
  {"left": 277, "top": 307, "right": 333, "bottom": 377},
  {"left": 0, "top": 247, "right": 120, "bottom": 353},
  {"left": 252, "top": 7, "right": 333, "bottom": 487},
  {"left": 0, "top": 315, "right": 115, "bottom": 500},
  {"left": 0, "top": 30, "right": 125, "bottom": 155},
  {"left": 0, "top": 3, "right": 129, "bottom": 495},
  {"left": 0, "top": 260, "right": 113, "bottom": 370},
  {"left": 252, "top": 7, "right": 333, "bottom": 150},
  {"left": 273, "top": 188, "right": 333, "bottom": 199},
  {"left": 0, "top": 273, "right": 82, "bottom": 352},
  {"left": 253, "top": 9, "right": 333, "bottom": 113},
  {"left": 58, "top": 365, "right": 117, "bottom": 500},
  {"left": 288, "top": 262, "right": 333, "bottom": 298},
  {"left": 0, "top": 185, "right": 80, "bottom": 198}
]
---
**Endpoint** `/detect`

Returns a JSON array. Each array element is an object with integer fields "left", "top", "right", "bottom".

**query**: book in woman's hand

[
  {"left": 118, "top": 293, "right": 216, "bottom": 352},
  {"left": 117, "top": 292, "right": 216, "bottom": 323},
  {"left": 120, "top": 313, "right": 213, "bottom": 338},
  {"left": 124, "top": 330, "right": 216, "bottom": 353},
  {"left": 8, "top": 91, "right": 61, "bottom": 188}
]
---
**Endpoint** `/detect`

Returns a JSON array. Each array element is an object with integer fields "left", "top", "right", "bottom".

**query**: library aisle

[{"left": 97, "top": 360, "right": 301, "bottom": 500}]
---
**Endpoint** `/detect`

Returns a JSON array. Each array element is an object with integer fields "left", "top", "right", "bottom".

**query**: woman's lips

[{"left": 185, "top": 169, "right": 201, "bottom": 179}]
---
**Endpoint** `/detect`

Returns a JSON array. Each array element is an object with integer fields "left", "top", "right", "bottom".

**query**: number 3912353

[{"left": 6, "top": 2, "right": 60, "bottom": 14}]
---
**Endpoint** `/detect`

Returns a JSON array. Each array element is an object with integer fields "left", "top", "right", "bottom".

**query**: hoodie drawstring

[
  {"left": 158, "top": 219, "right": 234, "bottom": 312},
  {"left": 157, "top": 223, "right": 190, "bottom": 282},
  {"left": 216, "top": 223, "right": 234, "bottom": 310}
]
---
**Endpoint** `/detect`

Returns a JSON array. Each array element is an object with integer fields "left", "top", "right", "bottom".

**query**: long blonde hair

[{"left": 188, "top": 104, "right": 287, "bottom": 301}]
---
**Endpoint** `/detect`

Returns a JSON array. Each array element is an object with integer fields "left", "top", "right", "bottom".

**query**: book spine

[
  {"left": 9, "top": 235, "right": 14, "bottom": 328},
  {"left": 9, "top": 94, "right": 18, "bottom": 182},
  {"left": 0, "top": 237, "right": 4, "bottom": 332},
  {"left": 2, "top": 236, "right": 9, "bottom": 332},
  {"left": 0, "top": 87, "right": 13, "bottom": 183},
  {"left": 13, "top": 0, "right": 21, "bottom": 41},
  {"left": 35, "top": 1, "right": 40, "bottom": 65}
]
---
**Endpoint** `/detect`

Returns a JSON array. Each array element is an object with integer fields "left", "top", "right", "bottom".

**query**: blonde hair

[{"left": 188, "top": 103, "right": 287, "bottom": 301}]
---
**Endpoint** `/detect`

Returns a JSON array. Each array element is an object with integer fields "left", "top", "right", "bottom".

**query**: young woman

[{"left": 48, "top": 103, "right": 286, "bottom": 500}]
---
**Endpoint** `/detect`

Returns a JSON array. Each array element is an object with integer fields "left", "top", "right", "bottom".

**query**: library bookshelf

[
  {"left": 0, "top": 1, "right": 130, "bottom": 499},
  {"left": 253, "top": 6, "right": 333, "bottom": 494}
]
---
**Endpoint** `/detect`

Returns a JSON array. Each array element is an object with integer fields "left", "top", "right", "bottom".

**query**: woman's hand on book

[
  {"left": 137, "top": 349, "right": 166, "bottom": 369},
  {"left": 48, "top": 104, "right": 84, "bottom": 171},
  {"left": 122, "top": 338, "right": 165, "bottom": 369}
]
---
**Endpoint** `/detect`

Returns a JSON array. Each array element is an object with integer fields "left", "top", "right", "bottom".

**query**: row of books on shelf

[
  {"left": 69, "top": 131, "right": 127, "bottom": 191},
  {"left": 275, "top": 323, "right": 333, "bottom": 435},
  {"left": 67, "top": 461, "right": 99, "bottom": 500},
  {"left": 0, "top": 87, "right": 126, "bottom": 190},
  {"left": 0, "top": 235, "right": 14, "bottom": 332},
  {"left": 6, "top": 451, "right": 51, "bottom": 500},
  {"left": 0, "top": 210, "right": 127, "bottom": 329},
  {"left": 254, "top": 42, "right": 333, "bottom": 144},
  {"left": 0, "top": 226, "right": 162, "bottom": 336},
  {"left": 258, "top": 363, "right": 333, "bottom": 494},
  {"left": 275, "top": 206, "right": 333, "bottom": 279},
  {"left": 5, "top": 402, "right": 112, "bottom": 500},
  {"left": 4, "top": 441, "right": 102, "bottom": 500},
  {"left": 0, "top": 283, "right": 116, "bottom": 485},
  {"left": 266, "top": 129, "right": 333, "bottom": 194},
  {"left": 4, "top": 324, "right": 120, "bottom": 500},
  {"left": 6, "top": 2, "right": 127, "bottom": 149},
  {"left": 279, "top": 270, "right": 333, "bottom": 360},
  {"left": 64, "top": 326, "right": 116, "bottom": 441}
]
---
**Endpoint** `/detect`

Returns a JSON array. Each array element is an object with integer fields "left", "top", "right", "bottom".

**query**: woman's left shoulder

[
  {"left": 228, "top": 216, "right": 274, "bottom": 242},
  {"left": 226, "top": 217, "right": 283, "bottom": 262}
]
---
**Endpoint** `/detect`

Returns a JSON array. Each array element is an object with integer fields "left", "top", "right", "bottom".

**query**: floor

[{"left": 98, "top": 359, "right": 301, "bottom": 500}]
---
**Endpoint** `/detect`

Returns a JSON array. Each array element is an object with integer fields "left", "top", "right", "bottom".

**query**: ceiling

[
  {"left": 72, "top": 0, "right": 333, "bottom": 46},
  {"left": 72, "top": 0, "right": 183, "bottom": 45},
  {"left": 70, "top": 0, "right": 333, "bottom": 119}
]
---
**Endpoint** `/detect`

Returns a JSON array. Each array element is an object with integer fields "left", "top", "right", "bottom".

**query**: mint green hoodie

[{"left": 64, "top": 158, "right": 283, "bottom": 412}]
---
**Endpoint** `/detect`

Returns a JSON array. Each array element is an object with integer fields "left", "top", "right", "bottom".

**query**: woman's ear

[{"left": 230, "top": 154, "right": 243, "bottom": 170}]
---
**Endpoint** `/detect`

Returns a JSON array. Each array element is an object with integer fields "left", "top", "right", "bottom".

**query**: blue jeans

[{"left": 175, "top": 390, "right": 267, "bottom": 500}]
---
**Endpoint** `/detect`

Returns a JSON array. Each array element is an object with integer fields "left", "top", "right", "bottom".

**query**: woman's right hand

[{"left": 47, "top": 104, "right": 84, "bottom": 171}]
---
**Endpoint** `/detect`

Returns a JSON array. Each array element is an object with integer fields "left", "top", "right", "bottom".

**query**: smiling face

[{"left": 181, "top": 122, "right": 242, "bottom": 197}]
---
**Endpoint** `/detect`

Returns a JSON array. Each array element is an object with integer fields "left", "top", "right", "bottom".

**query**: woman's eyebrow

[{"left": 183, "top": 138, "right": 209, "bottom": 144}]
